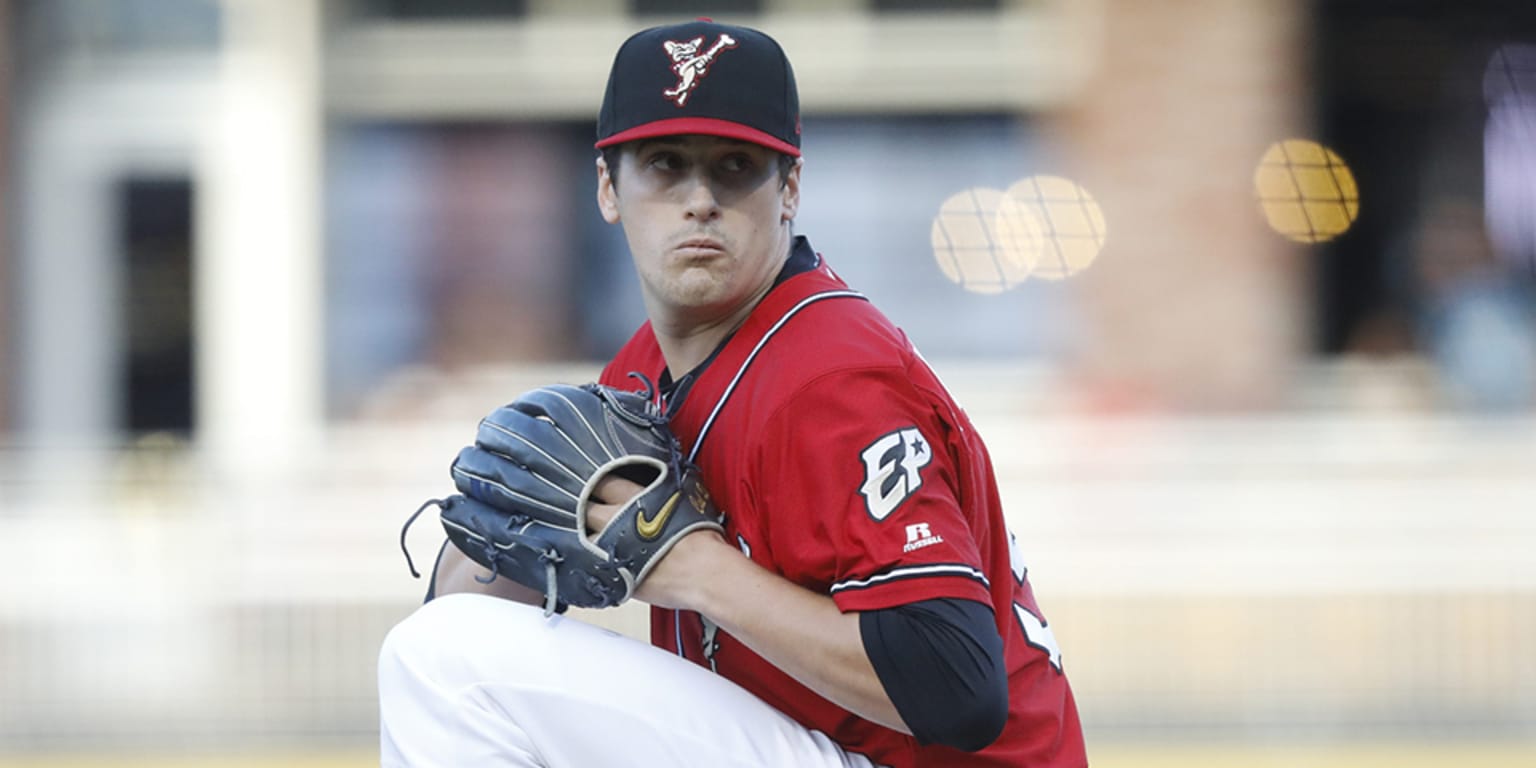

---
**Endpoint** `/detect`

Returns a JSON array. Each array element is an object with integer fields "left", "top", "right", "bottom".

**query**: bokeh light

[
  {"left": 1003, "top": 175, "right": 1108, "bottom": 280},
  {"left": 1254, "top": 139, "right": 1361, "bottom": 243},
  {"left": 930, "top": 178, "right": 1106, "bottom": 293},
  {"left": 930, "top": 187, "right": 1042, "bottom": 294}
]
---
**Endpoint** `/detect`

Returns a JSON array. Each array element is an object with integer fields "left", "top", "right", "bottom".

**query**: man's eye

[
  {"left": 647, "top": 153, "right": 683, "bottom": 171},
  {"left": 719, "top": 154, "right": 753, "bottom": 173}
]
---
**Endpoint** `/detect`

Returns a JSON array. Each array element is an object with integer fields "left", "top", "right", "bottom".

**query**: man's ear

[
  {"left": 780, "top": 158, "right": 803, "bottom": 223},
  {"left": 596, "top": 155, "right": 621, "bottom": 224}
]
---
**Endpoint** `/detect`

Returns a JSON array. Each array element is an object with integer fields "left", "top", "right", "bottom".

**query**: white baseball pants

[{"left": 378, "top": 593, "right": 883, "bottom": 768}]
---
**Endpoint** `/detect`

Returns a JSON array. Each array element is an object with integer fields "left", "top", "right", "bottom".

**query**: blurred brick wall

[
  {"left": 0, "top": 0, "right": 11, "bottom": 432},
  {"left": 1053, "top": 0, "right": 1311, "bottom": 411},
  {"left": 425, "top": 127, "right": 583, "bottom": 369}
]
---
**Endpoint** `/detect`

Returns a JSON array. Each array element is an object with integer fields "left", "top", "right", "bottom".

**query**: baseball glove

[{"left": 402, "top": 378, "right": 722, "bottom": 616}]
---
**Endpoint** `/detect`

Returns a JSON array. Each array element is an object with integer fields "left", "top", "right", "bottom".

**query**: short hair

[{"left": 602, "top": 145, "right": 797, "bottom": 193}]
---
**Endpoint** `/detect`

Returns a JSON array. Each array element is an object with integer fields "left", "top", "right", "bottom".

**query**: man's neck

[
  {"left": 649, "top": 234, "right": 793, "bottom": 376},
  {"left": 650, "top": 284, "right": 767, "bottom": 377}
]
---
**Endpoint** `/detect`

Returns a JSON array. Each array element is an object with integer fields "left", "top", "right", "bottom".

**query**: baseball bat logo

[{"left": 662, "top": 34, "right": 738, "bottom": 107}]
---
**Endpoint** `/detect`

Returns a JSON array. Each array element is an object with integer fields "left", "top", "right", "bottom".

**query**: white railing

[{"left": 2, "top": 362, "right": 1534, "bottom": 747}]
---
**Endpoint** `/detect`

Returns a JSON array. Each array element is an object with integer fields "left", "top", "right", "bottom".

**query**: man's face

[{"left": 597, "top": 135, "right": 800, "bottom": 324}]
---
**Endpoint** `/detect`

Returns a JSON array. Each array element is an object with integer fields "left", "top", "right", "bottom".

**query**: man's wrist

[{"left": 647, "top": 530, "right": 737, "bottom": 612}]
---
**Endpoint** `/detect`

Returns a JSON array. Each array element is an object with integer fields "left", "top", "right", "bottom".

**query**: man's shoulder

[
  {"left": 755, "top": 265, "right": 908, "bottom": 365},
  {"left": 600, "top": 322, "right": 663, "bottom": 387},
  {"left": 736, "top": 289, "right": 930, "bottom": 421},
  {"left": 751, "top": 268, "right": 967, "bottom": 413}
]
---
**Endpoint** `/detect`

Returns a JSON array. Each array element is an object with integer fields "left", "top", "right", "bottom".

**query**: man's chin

[{"left": 666, "top": 271, "right": 728, "bottom": 305}]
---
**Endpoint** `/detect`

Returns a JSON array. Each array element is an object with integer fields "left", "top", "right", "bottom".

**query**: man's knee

[
  {"left": 384, "top": 593, "right": 477, "bottom": 661},
  {"left": 380, "top": 593, "right": 546, "bottom": 688}
]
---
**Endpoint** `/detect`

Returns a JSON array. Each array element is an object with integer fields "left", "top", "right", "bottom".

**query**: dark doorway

[{"left": 119, "top": 177, "right": 195, "bottom": 434}]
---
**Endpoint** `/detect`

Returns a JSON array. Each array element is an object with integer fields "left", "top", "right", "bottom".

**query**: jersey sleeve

[{"left": 753, "top": 365, "right": 992, "bottom": 613}]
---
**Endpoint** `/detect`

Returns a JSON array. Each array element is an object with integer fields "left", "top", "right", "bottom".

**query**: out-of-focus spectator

[
  {"left": 1483, "top": 43, "right": 1536, "bottom": 276},
  {"left": 1415, "top": 198, "right": 1536, "bottom": 411}
]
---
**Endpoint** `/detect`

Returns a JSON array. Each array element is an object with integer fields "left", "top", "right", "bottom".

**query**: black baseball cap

[{"left": 596, "top": 19, "right": 801, "bottom": 157}]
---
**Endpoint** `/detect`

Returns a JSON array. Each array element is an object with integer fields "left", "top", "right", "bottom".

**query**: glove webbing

[{"left": 598, "top": 373, "right": 691, "bottom": 503}]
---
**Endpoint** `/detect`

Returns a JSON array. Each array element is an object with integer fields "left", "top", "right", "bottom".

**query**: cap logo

[{"left": 662, "top": 34, "right": 738, "bottom": 107}]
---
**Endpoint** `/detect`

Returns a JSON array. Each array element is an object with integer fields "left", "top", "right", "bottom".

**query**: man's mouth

[{"left": 675, "top": 237, "right": 726, "bottom": 256}]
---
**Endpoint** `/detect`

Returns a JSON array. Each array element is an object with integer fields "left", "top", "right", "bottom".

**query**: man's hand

[
  {"left": 584, "top": 475, "right": 647, "bottom": 532},
  {"left": 586, "top": 474, "right": 731, "bottom": 610}
]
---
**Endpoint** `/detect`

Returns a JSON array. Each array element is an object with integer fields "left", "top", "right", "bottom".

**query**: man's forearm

[{"left": 649, "top": 535, "right": 911, "bottom": 734}]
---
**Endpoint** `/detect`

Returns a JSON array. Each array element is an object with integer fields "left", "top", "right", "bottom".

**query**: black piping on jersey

[
  {"left": 830, "top": 563, "right": 990, "bottom": 596},
  {"left": 687, "top": 288, "right": 866, "bottom": 463}
]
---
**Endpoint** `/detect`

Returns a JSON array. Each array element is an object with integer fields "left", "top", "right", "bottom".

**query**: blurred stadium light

[{"left": 1254, "top": 139, "right": 1361, "bottom": 244}]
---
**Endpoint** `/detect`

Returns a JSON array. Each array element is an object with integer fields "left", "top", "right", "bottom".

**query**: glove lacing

[
  {"left": 399, "top": 497, "right": 442, "bottom": 579},
  {"left": 401, "top": 497, "right": 566, "bottom": 617}
]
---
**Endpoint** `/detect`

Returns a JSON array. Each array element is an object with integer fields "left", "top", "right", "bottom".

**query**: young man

[{"left": 379, "top": 19, "right": 1087, "bottom": 768}]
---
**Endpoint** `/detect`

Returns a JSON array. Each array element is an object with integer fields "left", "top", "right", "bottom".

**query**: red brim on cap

[{"left": 595, "top": 117, "right": 801, "bottom": 157}]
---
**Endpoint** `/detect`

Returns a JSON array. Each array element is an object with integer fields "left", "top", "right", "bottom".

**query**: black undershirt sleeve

[{"left": 859, "top": 597, "right": 1009, "bottom": 752}]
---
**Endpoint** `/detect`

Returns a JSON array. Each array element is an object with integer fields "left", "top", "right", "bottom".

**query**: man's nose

[{"left": 681, "top": 173, "right": 722, "bottom": 221}]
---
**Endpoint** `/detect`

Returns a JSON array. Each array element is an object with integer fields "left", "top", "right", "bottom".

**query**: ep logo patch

[{"left": 858, "top": 427, "right": 933, "bottom": 521}]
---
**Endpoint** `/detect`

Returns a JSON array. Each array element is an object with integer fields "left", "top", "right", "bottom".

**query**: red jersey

[{"left": 600, "top": 253, "right": 1086, "bottom": 768}]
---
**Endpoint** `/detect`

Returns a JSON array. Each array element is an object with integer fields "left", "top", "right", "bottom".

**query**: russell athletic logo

[
  {"left": 859, "top": 427, "right": 933, "bottom": 521},
  {"left": 662, "top": 34, "right": 738, "bottom": 107},
  {"left": 904, "top": 522, "right": 944, "bottom": 553}
]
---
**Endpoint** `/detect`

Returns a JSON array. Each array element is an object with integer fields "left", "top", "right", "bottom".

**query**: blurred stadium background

[{"left": 3, "top": 0, "right": 1536, "bottom": 766}]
